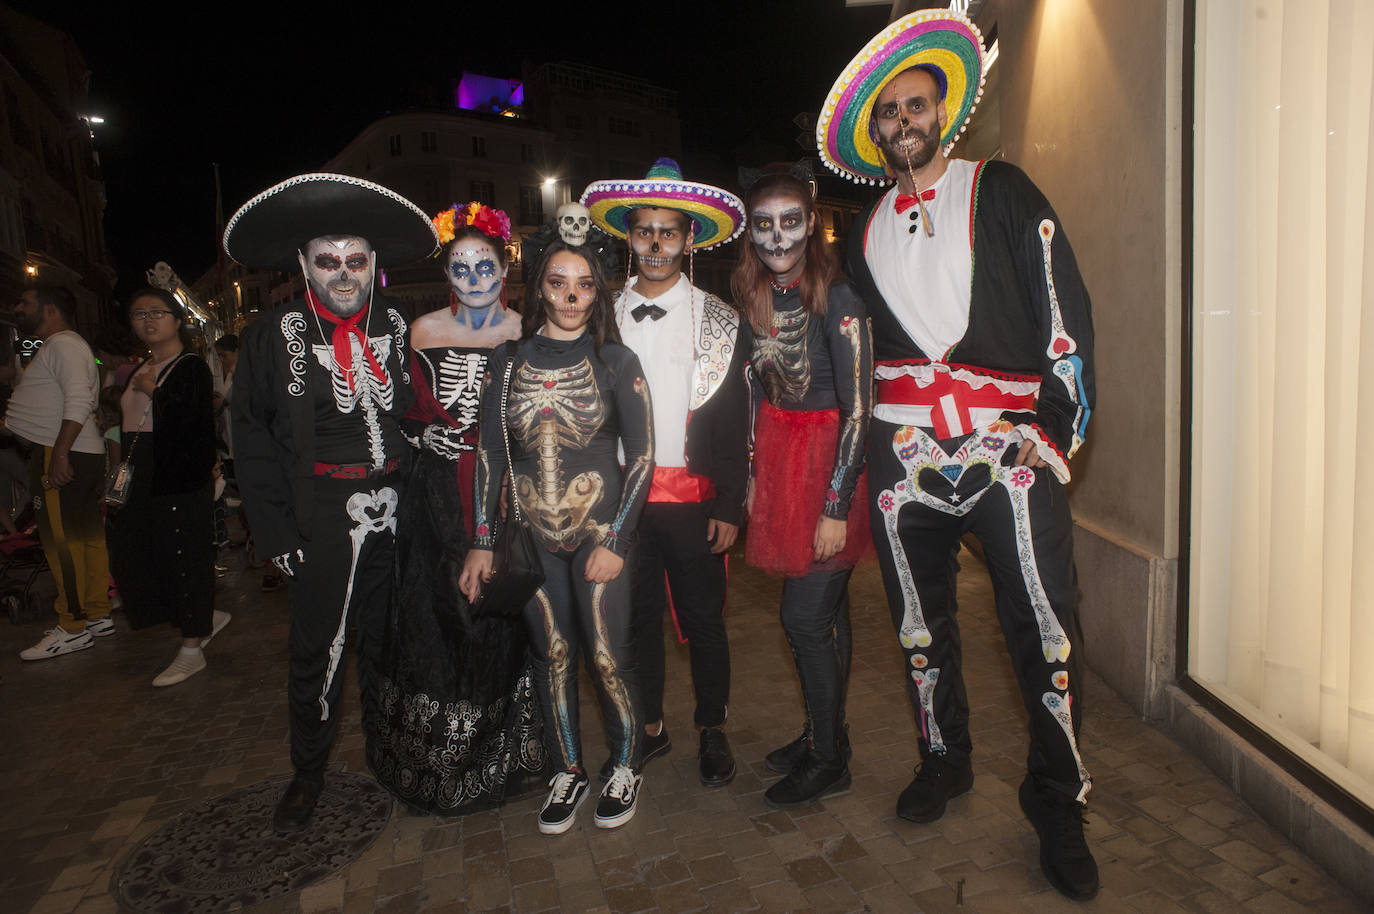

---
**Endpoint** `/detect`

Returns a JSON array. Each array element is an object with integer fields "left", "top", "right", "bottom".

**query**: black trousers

[
  {"left": 630, "top": 501, "right": 729, "bottom": 729},
  {"left": 867, "top": 420, "right": 1090, "bottom": 799},
  {"left": 779, "top": 566, "right": 853, "bottom": 761},
  {"left": 524, "top": 539, "right": 640, "bottom": 772},
  {"left": 287, "top": 473, "right": 399, "bottom": 779}
]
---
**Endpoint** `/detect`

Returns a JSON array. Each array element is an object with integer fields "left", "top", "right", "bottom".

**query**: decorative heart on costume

[{"left": 917, "top": 462, "right": 992, "bottom": 508}]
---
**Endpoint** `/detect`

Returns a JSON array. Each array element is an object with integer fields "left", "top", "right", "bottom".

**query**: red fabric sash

[
  {"left": 646, "top": 466, "right": 716, "bottom": 504},
  {"left": 306, "top": 288, "right": 386, "bottom": 392},
  {"left": 876, "top": 370, "right": 1036, "bottom": 439}
]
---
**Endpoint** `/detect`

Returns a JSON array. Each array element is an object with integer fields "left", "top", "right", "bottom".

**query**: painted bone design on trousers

[
  {"left": 318, "top": 487, "right": 398, "bottom": 721},
  {"left": 508, "top": 358, "right": 607, "bottom": 547}
]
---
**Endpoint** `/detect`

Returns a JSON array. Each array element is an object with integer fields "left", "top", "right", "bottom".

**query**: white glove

[
  {"left": 422, "top": 425, "right": 471, "bottom": 460},
  {"left": 272, "top": 548, "right": 305, "bottom": 577}
]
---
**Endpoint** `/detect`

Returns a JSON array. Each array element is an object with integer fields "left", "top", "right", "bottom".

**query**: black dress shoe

[
  {"left": 1018, "top": 775, "right": 1099, "bottom": 900},
  {"left": 895, "top": 754, "right": 973, "bottom": 823},
  {"left": 599, "top": 726, "right": 672, "bottom": 781},
  {"left": 698, "top": 727, "right": 736, "bottom": 788},
  {"left": 765, "top": 723, "right": 852, "bottom": 774},
  {"left": 764, "top": 755, "right": 851, "bottom": 808},
  {"left": 273, "top": 776, "right": 324, "bottom": 834}
]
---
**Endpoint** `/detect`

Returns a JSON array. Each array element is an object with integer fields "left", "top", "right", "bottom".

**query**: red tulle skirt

[{"left": 746, "top": 402, "right": 871, "bottom": 578}]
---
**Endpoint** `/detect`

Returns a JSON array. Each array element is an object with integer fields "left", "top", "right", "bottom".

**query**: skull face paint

[
  {"left": 555, "top": 202, "right": 591, "bottom": 246},
  {"left": 872, "top": 67, "right": 947, "bottom": 179},
  {"left": 541, "top": 250, "right": 597, "bottom": 340},
  {"left": 447, "top": 235, "right": 507, "bottom": 312},
  {"left": 628, "top": 207, "right": 689, "bottom": 288},
  {"left": 749, "top": 192, "right": 813, "bottom": 285},
  {"left": 298, "top": 235, "right": 374, "bottom": 316}
]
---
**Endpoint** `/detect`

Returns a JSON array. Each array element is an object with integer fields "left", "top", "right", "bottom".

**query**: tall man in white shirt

[
  {"left": 819, "top": 12, "right": 1098, "bottom": 901},
  {"left": 582, "top": 159, "right": 750, "bottom": 787},
  {"left": 6, "top": 285, "right": 113, "bottom": 660}
]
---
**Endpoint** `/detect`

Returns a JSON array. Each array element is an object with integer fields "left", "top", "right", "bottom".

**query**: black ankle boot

[
  {"left": 273, "top": 775, "right": 324, "bottom": 834},
  {"left": 764, "top": 753, "right": 851, "bottom": 809},
  {"left": 1018, "top": 776, "right": 1099, "bottom": 900}
]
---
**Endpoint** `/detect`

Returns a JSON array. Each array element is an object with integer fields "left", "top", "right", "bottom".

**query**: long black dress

[{"left": 367, "top": 345, "right": 547, "bottom": 813}]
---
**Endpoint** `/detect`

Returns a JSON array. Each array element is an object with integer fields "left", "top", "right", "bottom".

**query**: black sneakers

[
  {"left": 698, "top": 727, "right": 736, "bottom": 787},
  {"left": 599, "top": 726, "right": 671, "bottom": 782},
  {"left": 764, "top": 723, "right": 852, "bottom": 774},
  {"left": 594, "top": 765, "right": 643, "bottom": 829},
  {"left": 1019, "top": 776, "right": 1099, "bottom": 900},
  {"left": 538, "top": 769, "right": 590, "bottom": 835},
  {"left": 764, "top": 754, "right": 852, "bottom": 809},
  {"left": 273, "top": 775, "right": 324, "bottom": 834},
  {"left": 895, "top": 754, "right": 973, "bottom": 823}
]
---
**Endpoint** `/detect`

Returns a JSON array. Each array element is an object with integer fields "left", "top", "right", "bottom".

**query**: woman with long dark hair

[
  {"left": 732, "top": 165, "right": 873, "bottom": 807},
  {"left": 367, "top": 203, "right": 547, "bottom": 813},
  {"left": 108, "top": 287, "right": 228, "bottom": 686},
  {"left": 459, "top": 240, "right": 654, "bottom": 835}
]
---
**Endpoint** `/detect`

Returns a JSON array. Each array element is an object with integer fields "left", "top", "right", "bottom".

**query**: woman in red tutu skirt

[{"left": 732, "top": 164, "right": 873, "bottom": 808}]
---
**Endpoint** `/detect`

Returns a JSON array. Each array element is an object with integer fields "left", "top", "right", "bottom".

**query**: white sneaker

[
  {"left": 538, "top": 769, "right": 590, "bottom": 835},
  {"left": 152, "top": 647, "right": 206, "bottom": 687},
  {"left": 201, "top": 610, "right": 231, "bottom": 647},
  {"left": 20, "top": 627, "right": 94, "bottom": 661},
  {"left": 594, "top": 765, "right": 643, "bottom": 829},
  {"left": 85, "top": 617, "right": 115, "bottom": 637}
]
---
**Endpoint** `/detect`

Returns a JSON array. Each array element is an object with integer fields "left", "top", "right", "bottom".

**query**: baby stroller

[{"left": 0, "top": 506, "right": 54, "bottom": 625}]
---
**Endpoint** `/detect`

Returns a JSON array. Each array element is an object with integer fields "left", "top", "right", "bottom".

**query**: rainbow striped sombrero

[
  {"left": 581, "top": 158, "right": 745, "bottom": 251},
  {"left": 817, "top": 10, "right": 985, "bottom": 185}
]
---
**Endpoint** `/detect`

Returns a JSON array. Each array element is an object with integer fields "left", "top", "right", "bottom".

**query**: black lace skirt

[{"left": 367, "top": 447, "right": 547, "bottom": 813}]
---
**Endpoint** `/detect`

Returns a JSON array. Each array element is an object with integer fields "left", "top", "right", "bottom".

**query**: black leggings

[
  {"left": 779, "top": 566, "right": 853, "bottom": 761},
  {"left": 525, "top": 539, "right": 641, "bottom": 772}
]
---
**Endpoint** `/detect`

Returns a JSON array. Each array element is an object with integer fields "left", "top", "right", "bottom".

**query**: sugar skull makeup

[
  {"left": 749, "top": 193, "right": 812, "bottom": 282},
  {"left": 541, "top": 249, "right": 597, "bottom": 337},
  {"left": 447, "top": 236, "right": 507, "bottom": 310},
  {"left": 628, "top": 207, "right": 689, "bottom": 285},
  {"left": 299, "top": 235, "right": 374, "bottom": 316}
]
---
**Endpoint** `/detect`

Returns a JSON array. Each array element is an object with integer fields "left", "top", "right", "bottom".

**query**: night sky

[{"left": 15, "top": 1, "right": 891, "bottom": 300}]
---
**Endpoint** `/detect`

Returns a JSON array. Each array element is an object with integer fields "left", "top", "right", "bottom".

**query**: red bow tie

[{"left": 894, "top": 188, "right": 936, "bottom": 214}]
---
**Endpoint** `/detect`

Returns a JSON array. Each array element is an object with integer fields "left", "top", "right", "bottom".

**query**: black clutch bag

[{"left": 472, "top": 355, "right": 545, "bottom": 618}]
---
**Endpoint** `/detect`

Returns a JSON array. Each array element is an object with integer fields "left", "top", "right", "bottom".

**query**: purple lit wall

[{"left": 456, "top": 73, "right": 524, "bottom": 113}]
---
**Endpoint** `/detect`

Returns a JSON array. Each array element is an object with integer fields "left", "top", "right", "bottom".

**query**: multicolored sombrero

[
  {"left": 224, "top": 173, "right": 439, "bottom": 271},
  {"left": 581, "top": 158, "right": 745, "bottom": 251},
  {"left": 817, "top": 10, "right": 985, "bottom": 185}
]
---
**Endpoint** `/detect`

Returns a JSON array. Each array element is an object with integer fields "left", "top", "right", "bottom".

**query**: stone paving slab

[{"left": 0, "top": 540, "right": 1364, "bottom": 913}]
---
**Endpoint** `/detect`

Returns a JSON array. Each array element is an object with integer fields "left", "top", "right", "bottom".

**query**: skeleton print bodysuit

[{"left": 473, "top": 332, "right": 653, "bottom": 557}]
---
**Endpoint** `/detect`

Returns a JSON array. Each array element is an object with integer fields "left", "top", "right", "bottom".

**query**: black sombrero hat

[{"left": 223, "top": 173, "right": 439, "bottom": 271}]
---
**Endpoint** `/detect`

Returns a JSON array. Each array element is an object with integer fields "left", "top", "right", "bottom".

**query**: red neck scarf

[
  {"left": 894, "top": 187, "right": 936, "bottom": 214},
  {"left": 306, "top": 288, "right": 387, "bottom": 392}
]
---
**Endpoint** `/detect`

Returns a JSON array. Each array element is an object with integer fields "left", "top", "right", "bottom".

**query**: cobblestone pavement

[{"left": 0, "top": 539, "right": 1364, "bottom": 913}]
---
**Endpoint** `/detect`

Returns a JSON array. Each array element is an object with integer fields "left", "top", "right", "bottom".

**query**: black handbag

[{"left": 472, "top": 354, "right": 545, "bottom": 617}]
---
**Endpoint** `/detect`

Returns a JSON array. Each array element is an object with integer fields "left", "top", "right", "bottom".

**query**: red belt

[
  {"left": 876, "top": 370, "right": 1036, "bottom": 439},
  {"left": 313, "top": 457, "right": 402, "bottom": 479},
  {"left": 647, "top": 466, "right": 715, "bottom": 504}
]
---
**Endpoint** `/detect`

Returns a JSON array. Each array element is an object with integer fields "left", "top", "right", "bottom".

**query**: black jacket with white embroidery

[{"left": 231, "top": 296, "right": 414, "bottom": 559}]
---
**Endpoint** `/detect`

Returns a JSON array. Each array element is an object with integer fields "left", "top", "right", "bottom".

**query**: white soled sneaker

[
  {"left": 594, "top": 765, "right": 643, "bottom": 829},
  {"left": 201, "top": 610, "right": 232, "bottom": 647},
  {"left": 85, "top": 617, "right": 115, "bottom": 637},
  {"left": 152, "top": 647, "right": 207, "bottom": 687},
  {"left": 538, "top": 769, "right": 590, "bottom": 835},
  {"left": 20, "top": 627, "right": 94, "bottom": 661}
]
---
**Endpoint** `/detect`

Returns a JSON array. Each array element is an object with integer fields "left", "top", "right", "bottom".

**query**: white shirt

[
  {"left": 867, "top": 158, "right": 985, "bottom": 427},
  {"left": 3, "top": 330, "right": 104, "bottom": 454},
  {"left": 617, "top": 273, "right": 695, "bottom": 467}
]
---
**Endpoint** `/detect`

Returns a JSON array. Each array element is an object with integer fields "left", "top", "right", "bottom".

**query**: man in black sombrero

[
  {"left": 819, "top": 11, "right": 1099, "bottom": 901},
  {"left": 225, "top": 174, "right": 438, "bottom": 833},
  {"left": 581, "top": 159, "right": 751, "bottom": 788}
]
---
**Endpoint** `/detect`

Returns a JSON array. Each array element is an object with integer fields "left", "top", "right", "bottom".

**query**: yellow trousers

[{"left": 30, "top": 446, "right": 111, "bottom": 631}]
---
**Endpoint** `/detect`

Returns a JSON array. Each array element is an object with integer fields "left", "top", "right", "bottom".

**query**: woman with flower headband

[
  {"left": 367, "top": 202, "right": 546, "bottom": 814},
  {"left": 732, "top": 163, "right": 873, "bottom": 808}
]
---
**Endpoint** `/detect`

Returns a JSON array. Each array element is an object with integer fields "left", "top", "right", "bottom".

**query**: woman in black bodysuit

[
  {"left": 732, "top": 166, "right": 873, "bottom": 808},
  {"left": 460, "top": 240, "right": 654, "bottom": 835}
]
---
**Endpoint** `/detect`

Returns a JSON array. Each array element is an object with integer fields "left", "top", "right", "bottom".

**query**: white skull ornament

[{"left": 556, "top": 203, "right": 591, "bottom": 246}]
